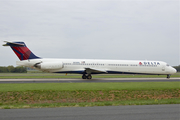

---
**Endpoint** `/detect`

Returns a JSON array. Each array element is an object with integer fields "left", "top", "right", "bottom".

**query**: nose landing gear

[{"left": 167, "top": 74, "right": 171, "bottom": 79}]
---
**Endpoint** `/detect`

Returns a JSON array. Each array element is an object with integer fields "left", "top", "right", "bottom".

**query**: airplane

[{"left": 3, "top": 41, "right": 177, "bottom": 79}]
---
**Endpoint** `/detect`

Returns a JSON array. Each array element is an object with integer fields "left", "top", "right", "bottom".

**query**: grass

[
  {"left": 1, "top": 98, "right": 180, "bottom": 109},
  {"left": 0, "top": 72, "right": 179, "bottom": 79},
  {"left": 0, "top": 82, "right": 179, "bottom": 109},
  {"left": 1, "top": 89, "right": 179, "bottom": 103},
  {"left": 0, "top": 82, "right": 179, "bottom": 92}
]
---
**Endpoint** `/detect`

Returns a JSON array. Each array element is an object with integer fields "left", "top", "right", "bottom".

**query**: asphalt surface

[
  {"left": 0, "top": 104, "right": 179, "bottom": 120},
  {"left": 0, "top": 78, "right": 179, "bottom": 83}
]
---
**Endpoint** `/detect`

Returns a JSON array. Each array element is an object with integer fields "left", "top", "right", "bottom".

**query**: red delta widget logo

[{"left": 139, "top": 62, "right": 160, "bottom": 65}]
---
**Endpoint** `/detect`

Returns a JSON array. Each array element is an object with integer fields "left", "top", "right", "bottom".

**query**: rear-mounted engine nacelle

[{"left": 35, "top": 61, "right": 64, "bottom": 70}]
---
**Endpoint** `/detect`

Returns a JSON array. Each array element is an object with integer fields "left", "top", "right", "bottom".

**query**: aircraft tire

[
  {"left": 82, "top": 74, "right": 86, "bottom": 79},
  {"left": 86, "top": 75, "right": 92, "bottom": 79}
]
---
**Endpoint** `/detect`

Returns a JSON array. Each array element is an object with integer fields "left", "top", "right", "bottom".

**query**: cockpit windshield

[{"left": 166, "top": 64, "right": 169, "bottom": 67}]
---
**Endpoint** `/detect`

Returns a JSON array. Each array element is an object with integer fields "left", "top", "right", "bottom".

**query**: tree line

[
  {"left": 173, "top": 65, "right": 180, "bottom": 72},
  {"left": 0, "top": 66, "right": 27, "bottom": 73}
]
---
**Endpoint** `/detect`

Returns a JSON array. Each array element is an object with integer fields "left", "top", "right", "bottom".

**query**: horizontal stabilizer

[{"left": 3, "top": 41, "right": 25, "bottom": 46}]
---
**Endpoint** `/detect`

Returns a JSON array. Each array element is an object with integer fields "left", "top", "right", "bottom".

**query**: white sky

[{"left": 0, "top": 0, "right": 179, "bottom": 66}]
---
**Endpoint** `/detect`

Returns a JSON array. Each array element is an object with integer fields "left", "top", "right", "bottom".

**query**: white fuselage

[{"left": 17, "top": 58, "right": 177, "bottom": 75}]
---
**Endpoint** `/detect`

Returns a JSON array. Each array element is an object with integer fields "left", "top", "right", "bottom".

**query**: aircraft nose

[{"left": 171, "top": 68, "right": 177, "bottom": 74}]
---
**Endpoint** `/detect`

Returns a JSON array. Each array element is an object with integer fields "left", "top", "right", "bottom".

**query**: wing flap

[{"left": 85, "top": 68, "right": 107, "bottom": 74}]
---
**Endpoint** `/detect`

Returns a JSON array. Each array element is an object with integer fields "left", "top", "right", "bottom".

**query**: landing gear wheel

[
  {"left": 86, "top": 75, "right": 92, "bottom": 79},
  {"left": 167, "top": 74, "right": 171, "bottom": 79},
  {"left": 82, "top": 74, "right": 86, "bottom": 79}
]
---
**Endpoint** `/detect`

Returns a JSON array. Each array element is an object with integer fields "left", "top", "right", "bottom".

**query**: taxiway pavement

[
  {"left": 0, "top": 77, "right": 179, "bottom": 83},
  {"left": 0, "top": 104, "right": 179, "bottom": 120}
]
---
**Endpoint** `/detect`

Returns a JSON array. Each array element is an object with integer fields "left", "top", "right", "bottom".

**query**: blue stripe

[
  {"left": 107, "top": 71, "right": 159, "bottom": 75},
  {"left": 54, "top": 71, "right": 85, "bottom": 74},
  {"left": 54, "top": 71, "right": 105, "bottom": 74},
  {"left": 54, "top": 70, "right": 159, "bottom": 75},
  {"left": 29, "top": 52, "right": 40, "bottom": 59}
]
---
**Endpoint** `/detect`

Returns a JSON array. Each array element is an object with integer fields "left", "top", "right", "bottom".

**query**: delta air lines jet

[{"left": 3, "top": 41, "right": 177, "bottom": 79}]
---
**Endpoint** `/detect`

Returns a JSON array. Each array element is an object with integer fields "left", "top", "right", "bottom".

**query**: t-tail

[{"left": 3, "top": 41, "right": 40, "bottom": 60}]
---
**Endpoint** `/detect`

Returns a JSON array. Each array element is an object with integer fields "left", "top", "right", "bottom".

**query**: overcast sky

[{"left": 0, "top": 0, "right": 179, "bottom": 66}]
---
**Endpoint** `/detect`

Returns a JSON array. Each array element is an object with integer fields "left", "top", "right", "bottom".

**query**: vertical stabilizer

[{"left": 3, "top": 41, "right": 40, "bottom": 60}]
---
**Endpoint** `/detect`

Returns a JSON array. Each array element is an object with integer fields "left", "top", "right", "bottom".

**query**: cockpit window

[{"left": 166, "top": 64, "right": 169, "bottom": 67}]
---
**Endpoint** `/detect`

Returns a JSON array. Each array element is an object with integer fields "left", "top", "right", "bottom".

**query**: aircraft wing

[{"left": 85, "top": 67, "right": 107, "bottom": 74}]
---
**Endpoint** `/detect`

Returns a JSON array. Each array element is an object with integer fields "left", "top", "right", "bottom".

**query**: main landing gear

[
  {"left": 167, "top": 74, "right": 171, "bottom": 79},
  {"left": 82, "top": 74, "right": 92, "bottom": 79}
]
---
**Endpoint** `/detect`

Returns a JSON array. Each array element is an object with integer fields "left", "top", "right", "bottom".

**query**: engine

[{"left": 34, "top": 61, "right": 64, "bottom": 70}]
